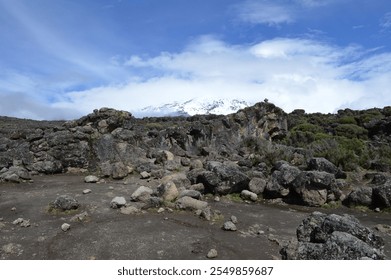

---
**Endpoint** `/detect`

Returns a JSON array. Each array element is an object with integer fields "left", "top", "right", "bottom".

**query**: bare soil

[{"left": 1, "top": 174, "right": 391, "bottom": 260}]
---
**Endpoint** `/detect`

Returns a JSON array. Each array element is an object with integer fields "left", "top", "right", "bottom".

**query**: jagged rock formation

[{"left": 0, "top": 102, "right": 287, "bottom": 179}]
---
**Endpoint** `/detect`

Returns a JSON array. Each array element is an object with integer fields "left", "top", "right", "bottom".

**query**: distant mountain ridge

[{"left": 139, "top": 98, "right": 254, "bottom": 117}]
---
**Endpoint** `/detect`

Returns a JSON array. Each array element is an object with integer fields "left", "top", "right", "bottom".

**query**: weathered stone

[
  {"left": 344, "top": 186, "right": 373, "bottom": 207},
  {"left": 308, "top": 157, "right": 346, "bottom": 179},
  {"left": 110, "top": 197, "right": 126, "bottom": 209},
  {"left": 140, "top": 171, "right": 151, "bottom": 179},
  {"left": 190, "top": 159, "right": 203, "bottom": 170},
  {"left": 111, "top": 162, "right": 129, "bottom": 179},
  {"left": 83, "top": 189, "right": 92, "bottom": 194},
  {"left": 230, "top": 215, "right": 238, "bottom": 224},
  {"left": 61, "top": 223, "right": 71, "bottom": 232},
  {"left": 130, "top": 186, "right": 153, "bottom": 202},
  {"left": 53, "top": 195, "right": 80, "bottom": 211},
  {"left": 178, "top": 190, "right": 202, "bottom": 200},
  {"left": 241, "top": 190, "right": 258, "bottom": 202},
  {"left": 84, "top": 175, "right": 99, "bottom": 183},
  {"left": 372, "top": 180, "right": 391, "bottom": 209},
  {"left": 281, "top": 212, "right": 385, "bottom": 260},
  {"left": 222, "top": 221, "right": 237, "bottom": 231},
  {"left": 248, "top": 177, "right": 267, "bottom": 195},
  {"left": 176, "top": 196, "right": 208, "bottom": 211},
  {"left": 206, "top": 249, "right": 218, "bottom": 259},
  {"left": 157, "top": 181, "right": 179, "bottom": 202},
  {"left": 120, "top": 206, "right": 140, "bottom": 215}
]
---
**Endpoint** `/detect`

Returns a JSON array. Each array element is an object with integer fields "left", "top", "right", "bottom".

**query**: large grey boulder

[
  {"left": 111, "top": 162, "right": 130, "bottom": 179},
  {"left": 157, "top": 181, "right": 179, "bottom": 202},
  {"left": 248, "top": 177, "right": 267, "bottom": 195},
  {"left": 198, "top": 161, "right": 249, "bottom": 195},
  {"left": 344, "top": 186, "right": 373, "bottom": 207},
  {"left": 307, "top": 157, "right": 346, "bottom": 179},
  {"left": 291, "top": 171, "right": 337, "bottom": 206},
  {"left": 372, "top": 180, "right": 391, "bottom": 209},
  {"left": 281, "top": 212, "right": 385, "bottom": 260},
  {"left": 264, "top": 162, "right": 301, "bottom": 198}
]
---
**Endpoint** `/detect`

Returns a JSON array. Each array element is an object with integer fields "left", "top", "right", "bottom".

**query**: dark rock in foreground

[{"left": 281, "top": 212, "right": 385, "bottom": 260}]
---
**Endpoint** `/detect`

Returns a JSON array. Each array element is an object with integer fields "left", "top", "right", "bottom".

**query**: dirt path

[{"left": 1, "top": 174, "right": 391, "bottom": 260}]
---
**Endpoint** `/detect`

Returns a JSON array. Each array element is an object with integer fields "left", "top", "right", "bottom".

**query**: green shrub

[
  {"left": 334, "top": 124, "right": 368, "bottom": 140},
  {"left": 337, "top": 116, "right": 357, "bottom": 125},
  {"left": 291, "top": 123, "right": 323, "bottom": 134}
]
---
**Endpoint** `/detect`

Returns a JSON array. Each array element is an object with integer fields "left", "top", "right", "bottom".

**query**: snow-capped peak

[{"left": 137, "top": 98, "right": 254, "bottom": 117}]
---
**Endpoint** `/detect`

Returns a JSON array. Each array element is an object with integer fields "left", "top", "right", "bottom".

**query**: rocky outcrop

[
  {"left": 0, "top": 102, "right": 287, "bottom": 180},
  {"left": 281, "top": 212, "right": 385, "bottom": 260},
  {"left": 264, "top": 160, "right": 342, "bottom": 206}
]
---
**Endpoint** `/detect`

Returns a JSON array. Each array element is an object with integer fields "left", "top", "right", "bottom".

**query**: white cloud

[
  {"left": 48, "top": 36, "right": 391, "bottom": 118},
  {"left": 1, "top": 36, "right": 391, "bottom": 120},
  {"left": 380, "top": 12, "right": 391, "bottom": 31},
  {"left": 235, "top": 0, "right": 295, "bottom": 26}
]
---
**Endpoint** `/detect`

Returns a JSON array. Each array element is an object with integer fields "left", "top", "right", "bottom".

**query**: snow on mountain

[{"left": 137, "top": 98, "right": 254, "bottom": 117}]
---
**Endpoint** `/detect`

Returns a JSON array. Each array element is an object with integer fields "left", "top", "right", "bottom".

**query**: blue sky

[{"left": 1, "top": 0, "right": 391, "bottom": 119}]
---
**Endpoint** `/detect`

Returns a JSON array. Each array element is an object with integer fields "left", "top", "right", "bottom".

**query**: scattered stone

[
  {"left": 11, "top": 207, "right": 16, "bottom": 211},
  {"left": 82, "top": 189, "right": 92, "bottom": 194},
  {"left": 178, "top": 190, "right": 202, "bottom": 200},
  {"left": 230, "top": 215, "right": 238, "bottom": 224},
  {"left": 222, "top": 221, "right": 237, "bottom": 231},
  {"left": 70, "top": 211, "right": 89, "bottom": 222},
  {"left": 240, "top": 190, "right": 258, "bottom": 202},
  {"left": 108, "top": 186, "right": 114, "bottom": 190},
  {"left": 130, "top": 186, "right": 153, "bottom": 202},
  {"left": 176, "top": 197, "right": 208, "bottom": 211},
  {"left": 190, "top": 159, "right": 203, "bottom": 170},
  {"left": 214, "top": 196, "right": 220, "bottom": 202},
  {"left": 61, "top": 223, "right": 71, "bottom": 232},
  {"left": 157, "top": 207, "right": 165, "bottom": 213},
  {"left": 206, "top": 249, "right": 218, "bottom": 259},
  {"left": 20, "top": 220, "right": 31, "bottom": 228},
  {"left": 52, "top": 195, "right": 80, "bottom": 211},
  {"left": 120, "top": 206, "right": 140, "bottom": 215},
  {"left": 12, "top": 218, "right": 24, "bottom": 225},
  {"left": 110, "top": 196, "right": 127, "bottom": 209},
  {"left": 1, "top": 243, "right": 23, "bottom": 256},
  {"left": 189, "top": 183, "right": 205, "bottom": 192},
  {"left": 140, "top": 171, "right": 151, "bottom": 179},
  {"left": 375, "top": 207, "right": 381, "bottom": 213},
  {"left": 157, "top": 181, "right": 179, "bottom": 202},
  {"left": 84, "top": 175, "right": 99, "bottom": 183},
  {"left": 375, "top": 224, "right": 391, "bottom": 235}
]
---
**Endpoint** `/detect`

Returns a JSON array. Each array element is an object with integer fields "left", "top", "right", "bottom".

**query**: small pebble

[
  {"left": 11, "top": 207, "right": 16, "bottom": 211},
  {"left": 83, "top": 189, "right": 92, "bottom": 194},
  {"left": 61, "top": 223, "right": 71, "bottom": 232},
  {"left": 206, "top": 249, "right": 218, "bottom": 259},
  {"left": 12, "top": 218, "right": 24, "bottom": 225},
  {"left": 230, "top": 215, "right": 238, "bottom": 224},
  {"left": 214, "top": 196, "right": 220, "bottom": 202},
  {"left": 157, "top": 207, "right": 165, "bottom": 213}
]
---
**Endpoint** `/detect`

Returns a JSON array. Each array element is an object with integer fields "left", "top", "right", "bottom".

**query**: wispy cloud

[
  {"left": 235, "top": 0, "right": 295, "bottom": 26},
  {"left": 380, "top": 12, "right": 391, "bottom": 31}
]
